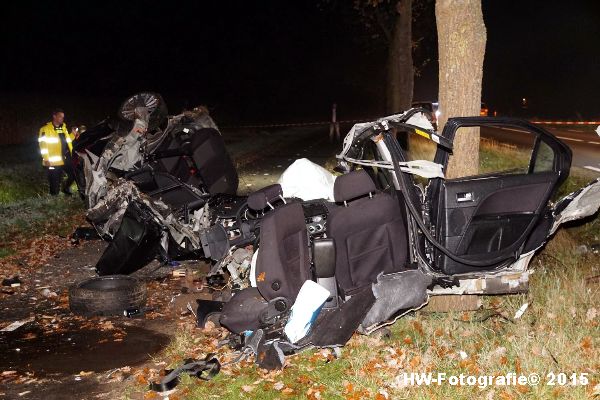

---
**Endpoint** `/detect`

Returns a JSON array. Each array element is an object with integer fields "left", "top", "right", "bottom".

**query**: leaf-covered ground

[
  {"left": 0, "top": 131, "right": 598, "bottom": 399},
  {"left": 123, "top": 227, "right": 598, "bottom": 400}
]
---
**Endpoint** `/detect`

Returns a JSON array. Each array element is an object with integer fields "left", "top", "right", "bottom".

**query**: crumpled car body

[
  {"left": 209, "top": 109, "right": 600, "bottom": 369},
  {"left": 73, "top": 96, "right": 600, "bottom": 369},
  {"left": 72, "top": 93, "right": 242, "bottom": 274}
]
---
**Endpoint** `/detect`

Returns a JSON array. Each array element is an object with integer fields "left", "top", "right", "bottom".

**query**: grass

[
  {"left": 406, "top": 135, "right": 532, "bottom": 176},
  {"left": 140, "top": 236, "right": 598, "bottom": 399},
  {"left": 0, "top": 143, "right": 86, "bottom": 259}
]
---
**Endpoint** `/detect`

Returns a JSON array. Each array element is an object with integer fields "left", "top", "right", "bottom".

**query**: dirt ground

[{"left": 0, "top": 238, "right": 198, "bottom": 399}]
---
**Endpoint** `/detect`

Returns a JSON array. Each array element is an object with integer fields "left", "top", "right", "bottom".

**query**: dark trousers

[{"left": 46, "top": 163, "right": 75, "bottom": 196}]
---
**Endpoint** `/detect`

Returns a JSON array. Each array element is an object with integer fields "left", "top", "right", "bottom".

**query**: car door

[{"left": 428, "top": 117, "right": 571, "bottom": 275}]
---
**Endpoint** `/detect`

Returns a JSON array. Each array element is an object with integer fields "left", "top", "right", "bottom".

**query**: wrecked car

[
  {"left": 196, "top": 110, "right": 600, "bottom": 371},
  {"left": 72, "top": 96, "right": 600, "bottom": 372},
  {"left": 72, "top": 92, "right": 242, "bottom": 274}
]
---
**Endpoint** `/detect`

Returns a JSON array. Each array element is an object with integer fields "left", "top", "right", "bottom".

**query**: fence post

[{"left": 329, "top": 103, "right": 340, "bottom": 142}]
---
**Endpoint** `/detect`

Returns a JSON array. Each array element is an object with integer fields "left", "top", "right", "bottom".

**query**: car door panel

[
  {"left": 439, "top": 172, "right": 557, "bottom": 273},
  {"left": 430, "top": 118, "right": 571, "bottom": 275}
]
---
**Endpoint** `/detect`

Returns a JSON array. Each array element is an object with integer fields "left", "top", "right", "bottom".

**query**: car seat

[{"left": 326, "top": 169, "right": 409, "bottom": 295}]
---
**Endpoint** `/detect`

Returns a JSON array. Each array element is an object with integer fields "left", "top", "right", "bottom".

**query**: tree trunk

[
  {"left": 386, "top": 0, "right": 414, "bottom": 114},
  {"left": 436, "top": 0, "right": 486, "bottom": 178}
]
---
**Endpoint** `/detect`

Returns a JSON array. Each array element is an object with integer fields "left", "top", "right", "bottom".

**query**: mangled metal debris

[{"left": 71, "top": 96, "right": 600, "bottom": 372}]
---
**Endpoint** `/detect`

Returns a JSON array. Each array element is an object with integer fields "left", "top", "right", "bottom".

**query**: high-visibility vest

[{"left": 38, "top": 122, "right": 74, "bottom": 167}]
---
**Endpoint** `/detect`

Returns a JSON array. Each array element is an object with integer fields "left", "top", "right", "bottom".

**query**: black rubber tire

[{"left": 69, "top": 275, "right": 147, "bottom": 317}]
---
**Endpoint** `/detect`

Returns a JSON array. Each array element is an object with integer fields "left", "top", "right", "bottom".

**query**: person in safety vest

[{"left": 38, "top": 109, "right": 76, "bottom": 196}]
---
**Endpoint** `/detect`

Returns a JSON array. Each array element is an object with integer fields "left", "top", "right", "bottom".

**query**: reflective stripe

[
  {"left": 66, "top": 137, "right": 72, "bottom": 143},
  {"left": 45, "top": 137, "right": 60, "bottom": 144},
  {"left": 40, "top": 148, "right": 49, "bottom": 155},
  {"left": 38, "top": 136, "right": 45, "bottom": 142},
  {"left": 48, "top": 155, "right": 62, "bottom": 163}
]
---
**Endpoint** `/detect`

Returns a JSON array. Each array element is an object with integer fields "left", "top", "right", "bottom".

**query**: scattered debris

[
  {"left": 71, "top": 227, "right": 101, "bottom": 242},
  {"left": 513, "top": 302, "right": 529, "bottom": 319},
  {"left": 574, "top": 244, "right": 589, "bottom": 255},
  {"left": 2, "top": 276, "right": 21, "bottom": 288},
  {"left": 172, "top": 268, "right": 187, "bottom": 278},
  {"left": 148, "top": 355, "right": 220, "bottom": 393},
  {"left": 40, "top": 288, "right": 58, "bottom": 299},
  {"left": 0, "top": 317, "right": 35, "bottom": 332}
]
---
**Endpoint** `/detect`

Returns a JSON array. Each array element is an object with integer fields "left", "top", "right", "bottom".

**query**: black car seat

[
  {"left": 151, "top": 125, "right": 238, "bottom": 195},
  {"left": 220, "top": 202, "right": 312, "bottom": 334},
  {"left": 247, "top": 184, "right": 286, "bottom": 212},
  {"left": 327, "top": 170, "right": 408, "bottom": 295},
  {"left": 254, "top": 202, "right": 311, "bottom": 302}
]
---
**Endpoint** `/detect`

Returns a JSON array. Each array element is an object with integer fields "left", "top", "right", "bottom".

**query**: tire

[
  {"left": 118, "top": 92, "right": 168, "bottom": 131},
  {"left": 69, "top": 275, "right": 147, "bottom": 317}
]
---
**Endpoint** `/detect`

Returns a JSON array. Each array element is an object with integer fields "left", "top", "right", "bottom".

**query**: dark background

[{"left": 1, "top": 0, "right": 598, "bottom": 135}]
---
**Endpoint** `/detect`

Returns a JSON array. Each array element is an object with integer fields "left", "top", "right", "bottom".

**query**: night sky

[{"left": 1, "top": 0, "right": 598, "bottom": 125}]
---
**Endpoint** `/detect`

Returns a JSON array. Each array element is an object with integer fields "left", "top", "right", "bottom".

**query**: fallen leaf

[
  {"left": 306, "top": 387, "right": 322, "bottom": 400},
  {"left": 143, "top": 391, "right": 159, "bottom": 399},
  {"left": 136, "top": 374, "right": 148, "bottom": 385},
  {"left": 569, "top": 307, "right": 577, "bottom": 318},
  {"left": 580, "top": 336, "right": 593, "bottom": 351},
  {"left": 515, "top": 358, "right": 521, "bottom": 374},
  {"left": 409, "top": 355, "right": 421, "bottom": 368},
  {"left": 586, "top": 308, "right": 597, "bottom": 321},
  {"left": 282, "top": 387, "right": 294, "bottom": 395},
  {"left": 498, "top": 390, "right": 514, "bottom": 400},
  {"left": 203, "top": 320, "right": 216, "bottom": 332}
]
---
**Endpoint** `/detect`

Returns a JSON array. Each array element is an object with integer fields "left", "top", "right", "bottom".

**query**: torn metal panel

[
  {"left": 551, "top": 178, "right": 600, "bottom": 235},
  {"left": 358, "top": 270, "right": 432, "bottom": 334},
  {"left": 429, "top": 270, "right": 531, "bottom": 295}
]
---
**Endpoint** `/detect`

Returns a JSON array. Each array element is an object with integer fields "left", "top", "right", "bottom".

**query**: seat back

[
  {"left": 255, "top": 203, "right": 312, "bottom": 302},
  {"left": 247, "top": 184, "right": 285, "bottom": 211},
  {"left": 327, "top": 170, "right": 408, "bottom": 294}
]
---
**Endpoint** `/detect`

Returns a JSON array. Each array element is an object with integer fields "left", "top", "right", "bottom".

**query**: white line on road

[
  {"left": 587, "top": 141, "right": 600, "bottom": 145},
  {"left": 584, "top": 166, "right": 600, "bottom": 173},
  {"left": 567, "top": 129, "right": 585, "bottom": 133},
  {"left": 498, "top": 127, "right": 529, "bottom": 133},
  {"left": 557, "top": 136, "right": 585, "bottom": 142}
]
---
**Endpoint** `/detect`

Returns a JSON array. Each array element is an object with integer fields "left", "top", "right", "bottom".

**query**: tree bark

[
  {"left": 386, "top": 0, "right": 414, "bottom": 114},
  {"left": 436, "top": 0, "right": 486, "bottom": 178}
]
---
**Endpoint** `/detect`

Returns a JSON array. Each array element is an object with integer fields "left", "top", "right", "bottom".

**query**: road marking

[
  {"left": 557, "top": 136, "right": 584, "bottom": 142},
  {"left": 584, "top": 166, "right": 600, "bottom": 173},
  {"left": 588, "top": 141, "right": 600, "bottom": 145},
  {"left": 498, "top": 127, "right": 529, "bottom": 133},
  {"left": 567, "top": 129, "right": 585, "bottom": 133}
]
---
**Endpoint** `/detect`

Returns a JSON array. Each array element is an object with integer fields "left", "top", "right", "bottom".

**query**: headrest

[
  {"left": 247, "top": 184, "right": 284, "bottom": 211},
  {"left": 333, "top": 170, "right": 376, "bottom": 202}
]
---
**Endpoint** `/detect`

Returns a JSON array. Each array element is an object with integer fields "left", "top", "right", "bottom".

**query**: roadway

[{"left": 481, "top": 125, "right": 600, "bottom": 175}]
